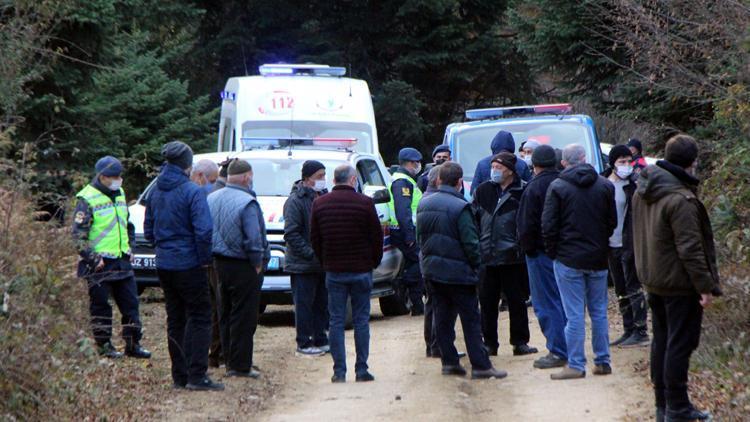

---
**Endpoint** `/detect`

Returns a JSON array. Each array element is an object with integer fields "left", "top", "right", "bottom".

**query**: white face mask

[
  {"left": 313, "top": 179, "right": 327, "bottom": 192},
  {"left": 523, "top": 156, "right": 533, "bottom": 167},
  {"left": 108, "top": 178, "right": 123, "bottom": 191},
  {"left": 615, "top": 165, "right": 633, "bottom": 179},
  {"left": 413, "top": 163, "right": 422, "bottom": 175}
]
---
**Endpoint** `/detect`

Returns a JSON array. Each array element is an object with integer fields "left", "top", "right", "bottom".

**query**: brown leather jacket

[{"left": 632, "top": 161, "right": 721, "bottom": 297}]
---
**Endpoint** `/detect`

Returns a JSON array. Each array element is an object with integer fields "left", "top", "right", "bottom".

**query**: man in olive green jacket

[{"left": 632, "top": 134, "right": 720, "bottom": 422}]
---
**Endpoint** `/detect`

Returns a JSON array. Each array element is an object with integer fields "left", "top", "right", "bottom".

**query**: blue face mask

[{"left": 490, "top": 169, "right": 504, "bottom": 184}]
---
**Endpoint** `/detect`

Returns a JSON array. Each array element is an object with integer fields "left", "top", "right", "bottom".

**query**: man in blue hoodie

[
  {"left": 471, "top": 131, "right": 532, "bottom": 195},
  {"left": 145, "top": 141, "right": 223, "bottom": 392}
]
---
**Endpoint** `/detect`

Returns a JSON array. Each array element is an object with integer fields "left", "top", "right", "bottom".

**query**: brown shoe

[{"left": 550, "top": 366, "right": 586, "bottom": 380}]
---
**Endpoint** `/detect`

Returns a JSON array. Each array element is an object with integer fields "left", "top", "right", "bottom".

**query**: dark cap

[
  {"left": 627, "top": 138, "right": 643, "bottom": 153},
  {"left": 398, "top": 147, "right": 422, "bottom": 162},
  {"left": 432, "top": 144, "right": 451, "bottom": 158},
  {"left": 161, "top": 141, "right": 193, "bottom": 170},
  {"left": 228, "top": 159, "right": 252, "bottom": 175},
  {"left": 608, "top": 144, "right": 633, "bottom": 168},
  {"left": 95, "top": 156, "right": 123, "bottom": 177},
  {"left": 301, "top": 160, "right": 326, "bottom": 179},
  {"left": 491, "top": 151, "right": 517, "bottom": 173},
  {"left": 665, "top": 134, "right": 699, "bottom": 168},
  {"left": 531, "top": 145, "right": 557, "bottom": 168}
]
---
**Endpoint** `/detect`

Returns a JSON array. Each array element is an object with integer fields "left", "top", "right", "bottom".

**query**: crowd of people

[{"left": 73, "top": 131, "right": 720, "bottom": 421}]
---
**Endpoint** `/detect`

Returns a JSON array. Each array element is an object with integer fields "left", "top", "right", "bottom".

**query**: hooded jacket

[
  {"left": 144, "top": 163, "right": 213, "bottom": 271},
  {"left": 632, "top": 161, "right": 721, "bottom": 296},
  {"left": 283, "top": 180, "right": 324, "bottom": 273},
  {"left": 471, "top": 131, "right": 532, "bottom": 194},
  {"left": 542, "top": 164, "right": 616, "bottom": 270}
]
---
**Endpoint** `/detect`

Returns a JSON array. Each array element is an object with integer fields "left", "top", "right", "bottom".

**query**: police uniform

[
  {"left": 388, "top": 148, "right": 425, "bottom": 315},
  {"left": 72, "top": 156, "right": 149, "bottom": 358}
]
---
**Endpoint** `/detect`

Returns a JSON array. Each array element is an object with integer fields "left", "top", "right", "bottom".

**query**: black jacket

[
  {"left": 542, "top": 164, "right": 616, "bottom": 270},
  {"left": 283, "top": 180, "right": 325, "bottom": 273},
  {"left": 601, "top": 168, "right": 637, "bottom": 253},
  {"left": 517, "top": 169, "right": 559, "bottom": 256},
  {"left": 473, "top": 176, "right": 526, "bottom": 266}
]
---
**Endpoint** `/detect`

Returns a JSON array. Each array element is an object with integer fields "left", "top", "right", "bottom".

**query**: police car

[
  {"left": 128, "top": 138, "right": 409, "bottom": 317},
  {"left": 443, "top": 103, "right": 606, "bottom": 193}
]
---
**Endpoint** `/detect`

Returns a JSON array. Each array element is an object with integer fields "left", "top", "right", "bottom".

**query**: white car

[{"left": 128, "top": 142, "right": 409, "bottom": 318}]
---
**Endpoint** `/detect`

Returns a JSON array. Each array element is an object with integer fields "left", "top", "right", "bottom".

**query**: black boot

[
  {"left": 98, "top": 342, "right": 123, "bottom": 359},
  {"left": 665, "top": 405, "right": 711, "bottom": 421},
  {"left": 513, "top": 344, "right": 539, "bottom": 356},
  {"left": 125, "top": 344, "right": 152, "bottom": 359}
]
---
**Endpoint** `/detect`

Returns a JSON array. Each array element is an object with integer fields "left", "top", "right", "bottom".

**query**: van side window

[{"left": 356, "top": 159, "right": 385, "bottom": 187}]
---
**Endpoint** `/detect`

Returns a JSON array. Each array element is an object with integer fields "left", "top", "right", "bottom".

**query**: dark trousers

[
  {"left": 431, "top": 281, "right": 492, "bottom": 370},
  {"left": 87, "top": 275, "right": 142, "bottom": 347},
  {"left": 391, "top": 229, "right": 424, "bottom": 312},
  {"left": 214, "top": 257, "right": 262, "bottom": 372},
  {"left": 609, "top": 248, "right": 648, "bottom": 335},
  {"left": 424, "top": 282, "right": 438, "bottom": 354},
  {"left": 479, "top": 264, "right": 531, "bottom": 350},
  {"left": 291, "top": 272, "right": 329, "bottom": 349},
  {"left": 207, "top": 265, "right": 223, "bottom": 366},
  {"left": 158, "top": 267, "right": 211, "bottom": 385},
  {"left": 648, "top": 293, "right": 703, "bottom": 410}
]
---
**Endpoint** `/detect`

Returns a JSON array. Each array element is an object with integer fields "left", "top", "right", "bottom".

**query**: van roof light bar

[
  {"left": 241, "top": 137, "right": 357, "bottom": 151},
  {"left": 465, "top": 103, "right": 572, "bottom": 120},
  {"left": 259, "top": 64, "right": 347, "bottom": 77}
]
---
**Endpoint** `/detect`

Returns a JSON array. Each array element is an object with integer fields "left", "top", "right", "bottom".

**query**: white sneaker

[
  {"left": 296, "top": 347, "right": 325, "bottom": 356},
  {"left": 318, "top": 345, "right": 330, "bottom": 353}
]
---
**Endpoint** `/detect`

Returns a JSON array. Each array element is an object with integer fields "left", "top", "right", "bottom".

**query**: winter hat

[
  {"left": 161, "top": 141, "right": 193, "bottom": 170},
  {"left": 398, "top": 147, "right": 422, "bottom": 162},
  {"left": 523, "top": 140, "right": 540, "bottom": 151},
  {"left": 608, "top": 144, "right": 633, "bottom": 168},
  {"left": 95, "top": 156, "right": 123, "bottom": 177},
  {"left": 665, "top": 134, "right": 699, "bottom": 168},
  {"left": 228, "top": 159, "right": 252, "bottom": 175},
  {"left": 432, "top": 144, "right": 451, "bottom": 158},
  {"left": 301, "top": 160, "right": 326, "bottom": 179},
  {"left": 531, "top": 145, "right": 557, "bottom": 168},
  {"left": 491, "top": 151, "right": 517, "bottom": 173},
  {"left": 627, "top": 138, "right": 643, "bottom": 154}
]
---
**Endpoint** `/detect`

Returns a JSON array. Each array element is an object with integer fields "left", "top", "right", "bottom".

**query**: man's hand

[
  {"left": 95, "top": 258, "right": 105, "bottom": 271},
  {"left": 255, "top": 264, "right": 263, "bottom": 274},
  {"left": 700, "top": 293, "right": 713, "bottom": 308}
]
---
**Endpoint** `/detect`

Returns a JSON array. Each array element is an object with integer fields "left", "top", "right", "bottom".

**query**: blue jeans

[
  {"left": 526, "top": 253, "right": 567, "bottom": 360},
  {"left": 326, "top": 271, "right": 372, "bottom": 377},
  {"left": 291, "top": 273, "right": 329, "bottom": 349},
  {"left": 553, "top": 260, "right": 610, "bottom": 372}
]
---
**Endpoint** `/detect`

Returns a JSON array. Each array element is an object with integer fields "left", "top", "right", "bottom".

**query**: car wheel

[{"left": 379, "top": 290, "right": 410, "bottom": 316}]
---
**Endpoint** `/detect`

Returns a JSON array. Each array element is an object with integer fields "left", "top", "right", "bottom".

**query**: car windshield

[
  {"left": 243, "top": 158, "right": 343, "bottom": 196},
  {"left": 241, "top": 120, "right": 373, "bottom": 154},
  {"left": 453, "top": 120, "right": 598, "bottom": 180}
]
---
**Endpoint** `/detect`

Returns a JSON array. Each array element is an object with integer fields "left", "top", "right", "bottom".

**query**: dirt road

[{"left": 142, "top": 295, "right": 653, "bottom": 421}]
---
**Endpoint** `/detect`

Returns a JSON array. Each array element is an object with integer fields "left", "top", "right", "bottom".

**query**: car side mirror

[{"left": 363, "top": 185, "right": 390, "bottom": 204}]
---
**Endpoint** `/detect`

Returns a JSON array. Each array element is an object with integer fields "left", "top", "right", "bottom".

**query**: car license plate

[
  {"left": 132, "top": 256, "right": 156, "bottom": 269},
  {"left": 267, "top": 256, "right": 280, "bottom": 271}
]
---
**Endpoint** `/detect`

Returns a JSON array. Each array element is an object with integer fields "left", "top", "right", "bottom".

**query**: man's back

[{"left": 311, "top": 185, "right": 383, "bottom": 273}]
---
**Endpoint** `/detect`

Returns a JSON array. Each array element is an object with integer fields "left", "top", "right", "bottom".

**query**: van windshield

[
  {"left": 242, "top": 120, "right": 373, "bottom": 153},
  {"left": 453, "top": 120, "right": 599, "bottom": 181},
  {"left": 242, "top": 158, "right": 342, "bottom": 196}
]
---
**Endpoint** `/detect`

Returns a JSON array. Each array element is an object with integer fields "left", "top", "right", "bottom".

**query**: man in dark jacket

[
  {"left": 208, "top": 159, "right": 268, "bottom": 379},
  {"left": 145, "top": 141, "right": 223, "bottom": 391},
  {"left": 604, "top": 145, "right": 649, "bottom": 348},
  {"left": 417, "top": 145, "right": 452, "bottom": 192},
  {"left": 633, "top": 134, "right": 720, "bottom": 422},
  {"left": 473, "top": 152, "right": 538, "bottom": 357},
  {"left": 471, "top": 130, "right": 532, "bottom": 195},
  {"left": 311, "top": 164, "right": 383, "bottom": 383},
  {"left": 627, "top": 138, "right": 648, "bottom": 174},
  {"left": 284, "top": 160, "right": 330, "bottom": 356},
  {"left": 72, "top": 156, "right": 150, "bottom": 359},
  {"left": 542, "top": 144, "right": 617, "bottom": 380},
  {"left": 418, "top": 162, "right": 508, "bottom": 380},
  {"left": 517, "top": 145, "right": 567, "bottom": 370}
]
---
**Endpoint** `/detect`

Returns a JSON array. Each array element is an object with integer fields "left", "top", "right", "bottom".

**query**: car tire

[{"left": 379, "top": 292, "right": 410, "bottom": 316}]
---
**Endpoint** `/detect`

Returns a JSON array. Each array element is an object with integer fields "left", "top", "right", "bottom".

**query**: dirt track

[{"left": 139, "top": 292, "right": 653, "bottom": 422}]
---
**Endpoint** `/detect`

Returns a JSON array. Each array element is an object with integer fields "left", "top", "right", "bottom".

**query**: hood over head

[{"left": 490, "top": 131, "right": 515, "bottom": 154}]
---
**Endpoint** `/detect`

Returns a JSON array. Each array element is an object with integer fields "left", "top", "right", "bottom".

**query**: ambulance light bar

[{"left": 259, "top": 64, "right": 347, "bottom": 77}]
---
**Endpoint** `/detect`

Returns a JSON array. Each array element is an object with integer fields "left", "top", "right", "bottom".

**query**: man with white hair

[
  {"left": 542, "top": 144, "right": 617, "bottom": 380},
  {"left": 191, "top": 159, "right": 219, "bottom": 193}
]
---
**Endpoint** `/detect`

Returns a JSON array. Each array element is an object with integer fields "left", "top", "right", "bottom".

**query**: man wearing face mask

[
  {"left": 604, "top": 145, "right": 649, "bottom": 349},
  {"left": 417, "top": 145, "right": 452, "bottom": 193},
  {"left": 520, "top": 140, "right": 540, "bottom": 169},
  {"left": 208, "top": 159, "right": 269, "bottom": 379},
  {"left": 73, "top": 156, "right": 151, "bottom": 360},
  {"left": 284, "top": 160, "right": 330, "bottom": 356},
  {"left": 388, "top": 147, "right": 425, "bottom": 316},
  {"left": 191, "top": 159, "right": 219, "bottom": 193},
  {"left": 473, "top": 152, "right": 538, "bottom": 357}
]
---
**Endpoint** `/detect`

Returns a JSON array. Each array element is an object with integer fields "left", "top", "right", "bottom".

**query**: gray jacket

[
  {"left": 283, "top": 181, "right": 324, "bottom": 273},
  {"left": 208, "top": 184, "right": 268, "bottom": 266}
]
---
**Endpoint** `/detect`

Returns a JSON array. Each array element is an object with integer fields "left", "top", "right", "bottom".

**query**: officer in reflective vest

[
  {"left": 72, "top": 156, "right": 150, "bottom": 359},
  {"left": 388, "top": 147, "right": 425, "bottom": 316}
]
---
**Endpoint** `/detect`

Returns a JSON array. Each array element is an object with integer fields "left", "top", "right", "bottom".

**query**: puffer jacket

[
  {"left": 144, "top": 163, "right": 213, "bottom": 271},
  {"left": 632, "top": 161, "right": 721, "bottom": 296},
  {"left": 283, "top": 180, "right": 324, "bottom": 273},
  {"left": 473, "top": 176, "right": 526, "bottom": 266}
]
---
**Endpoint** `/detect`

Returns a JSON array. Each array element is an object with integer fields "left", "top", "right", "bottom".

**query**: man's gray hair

[
  {"left": 333, "top": 164, "right": 356, "bottom": 185},
  {"left": 427, "top": 164, "right": 441, "bottom": 188},
  {"left": 191, "top": 159, "right": 219, "bottom": 177},
  {"left": 562, "top": 144, "right": 587, "bottom": 166}
]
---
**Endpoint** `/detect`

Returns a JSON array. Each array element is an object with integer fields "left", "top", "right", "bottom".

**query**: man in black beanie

[
  {"left": 284, "top": 160, "right": 330, "bottom": 356},
  {"left": 633, "top": 134, "right": 720, "bottom": 421}
]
